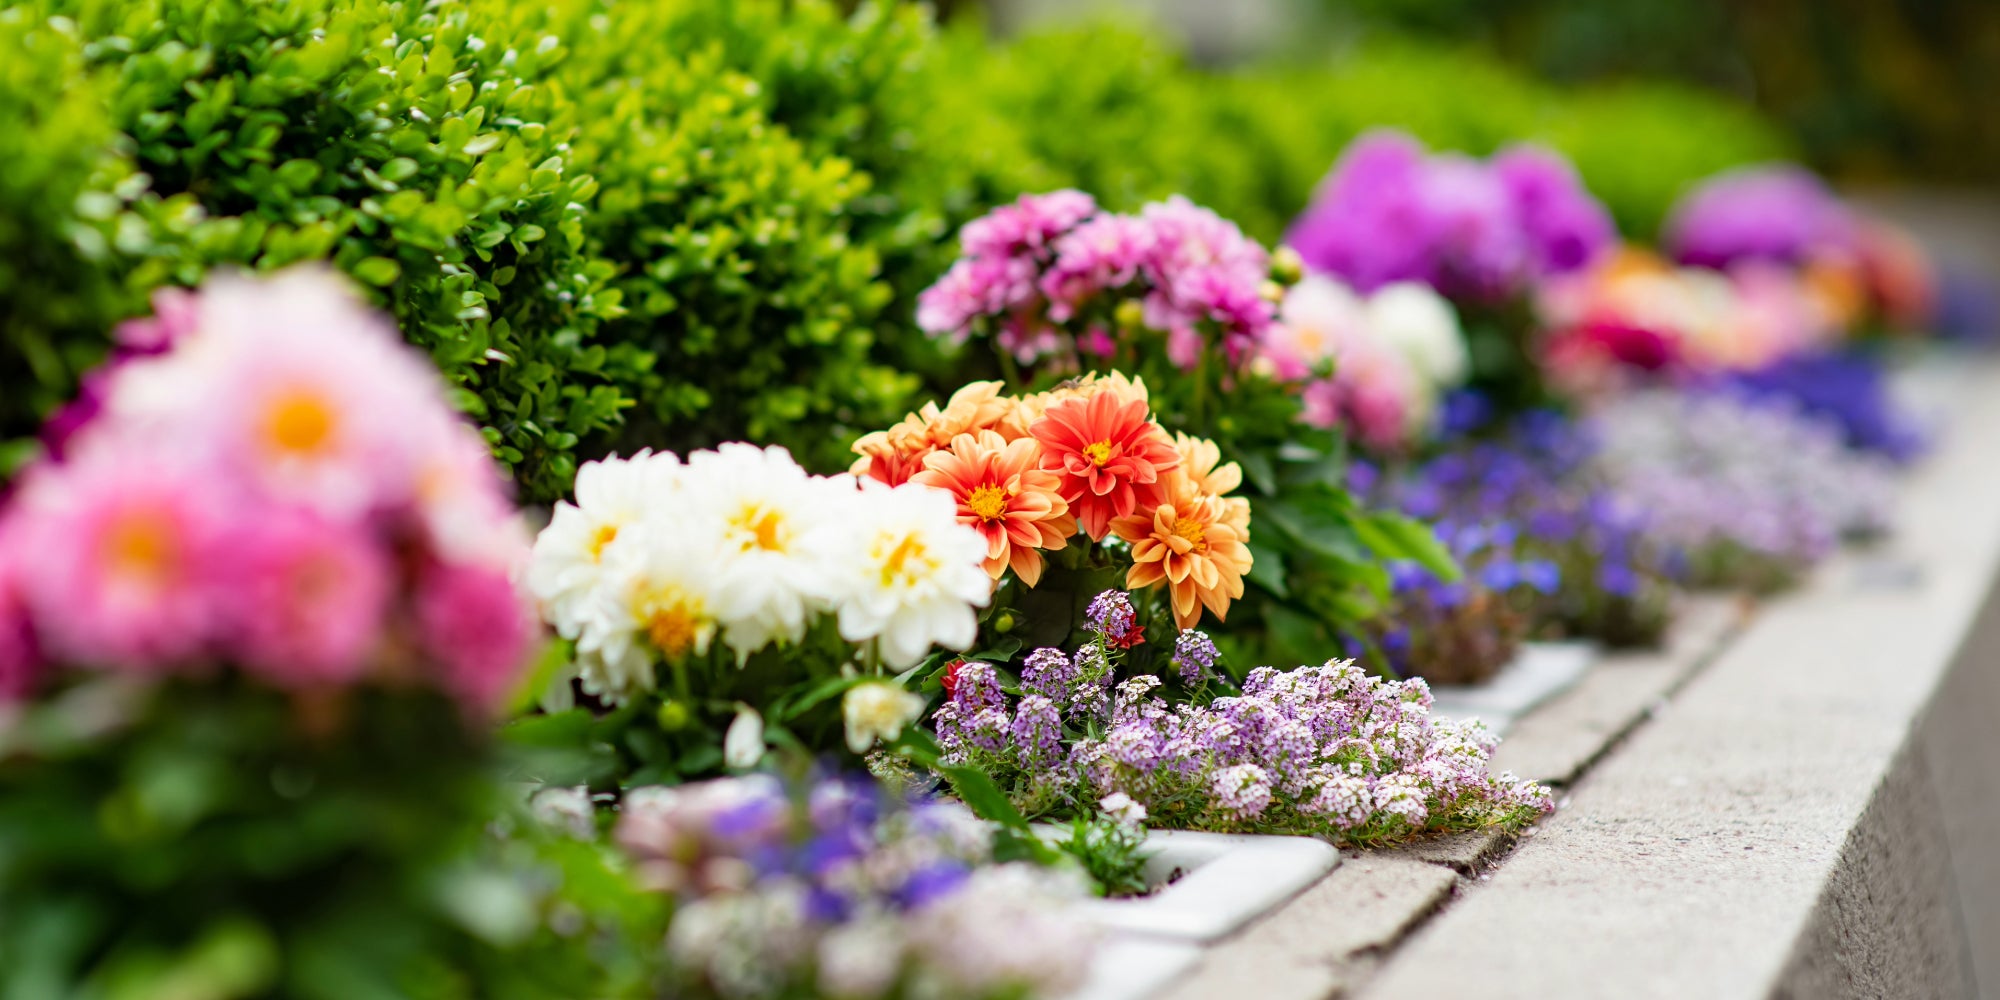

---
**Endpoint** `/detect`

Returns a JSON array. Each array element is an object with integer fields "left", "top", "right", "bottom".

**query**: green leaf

[
  {"left": 1236, "top": 448, "right": 1276, "bottom": 496},
  {"left": 1354, "top": 511, "right": 1461, "bottom": 582},
  {"left": 937, "top": 762, "right": 1031, "bottom": 830},
  {"left": 351, "top": 256, "right": 401, "bottom": 286},
  {"left": 775, "top": 674, "right": 869, "bottom": 723},
  {"left": 1246, "top": 538, "right": 1288, "bottom": 598}
]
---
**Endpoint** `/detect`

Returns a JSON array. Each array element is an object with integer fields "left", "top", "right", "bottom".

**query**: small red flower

[
  {"left": 941, "top": 658, "right": 967, "bottom": 698},
  {"left": 1106, "top": 623, "right": 1146, "bottom": 650}
]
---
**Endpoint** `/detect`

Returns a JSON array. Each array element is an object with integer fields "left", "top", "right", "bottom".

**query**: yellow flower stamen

[
  {"left": 730, "top": 503, "right": 786, "bottom": 552},
  {"left": 1082, "top": 440, "right": 1114, "bottom": 466},
  {"left": 966, "top": 484, "right": 1008, "bottom": 521},
  {"left": 876, "top": 531, "right": 937, "bottom": 589},
  {"left": 104, "top": 510, "right": 178, "bottom": 586},
  {"left": 589, "top": 523, "right": 620, "bottom": 560},
  {"left": 265, "top": 389, "right": 336, "bottom": 456},
  {"left": 634, "top": 583, "right": 707, "bottom": 660},
  {"left": 1171, "top": 516, "right": 1209, "bottom": 553}
]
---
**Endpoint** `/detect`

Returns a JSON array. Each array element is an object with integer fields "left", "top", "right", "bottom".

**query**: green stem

[{"left": 996, "top": 340, "right": 1024, "bottom": 390}]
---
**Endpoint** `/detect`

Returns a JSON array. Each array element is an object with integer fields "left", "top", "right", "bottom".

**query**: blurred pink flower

[
  {"left": 0, "top": 541, "right": 38, "bottom": 702},
  {"left": 416, "top": 559, "right": 536, "bottom": 713},
  {"left": 1666, "top": 165, "right": 1856, "bottom": 269},
  {"left": 1288, "top": 131, "right": 1615, "bottom": 302},
  {"left": 409, "top": 409, "right": 531, "bottom": 572},
  {"left": 108, "top": 268, "right": 445, "bottom": 517},
  {"left": 7, "top": 444, "right": 230, "bottom": 670},
  {"left": 960, "top": 190, "right": 1098, "bottom": 260},
  {"left": 224, "top": 506, "right": 392, "bottom": 687}
]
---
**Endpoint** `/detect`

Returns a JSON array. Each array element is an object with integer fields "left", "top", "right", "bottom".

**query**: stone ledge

[
  {"left": 1153, "top": 854, "right": 1457, "bottom": 1000},
  {"left": 1488, "top": 595, "right": 1748, "bottom": 787},
  {"left": 1355, "top": 355, "right": 2000, "bottom": 999}
]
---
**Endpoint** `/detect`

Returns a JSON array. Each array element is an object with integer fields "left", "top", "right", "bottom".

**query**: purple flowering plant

[
  {"left": 932, "top": 590, "right": 1552, "bottom": 847},
  {"left": 1344, "top": 515, "right": 1557, "bottom": 687},
  {"left": 1664, "top": 165, "right": 1857, "bottom": 271},
  {"left": 1285, "top": 131, "right": 1620, "bottom": 412},
  {"left": 1721, "top": 350, "right": 1924, "bottom": 463},
  {"left": 1358, "top": 408, "right": 1679, "bottom": 669},
  {"left": 1589, "top": 388, "right": 1898, "bottom": 593},
  {"left": 608, "top": 771, "right": 1097, "bottom": 1000}
]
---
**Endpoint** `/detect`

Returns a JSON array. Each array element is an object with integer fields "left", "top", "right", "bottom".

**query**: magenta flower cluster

[
  {"left": 932, "top": 591, "right": 1552, "bottom": 845},
  {"left": 0, "top": 268, "right": 536, "bottom": 710},
  {"left": 1665, "top": 165, "right": 1857, "bottom": 270},
  {"left": 1284, "top": 130, "right": 1616, "bottom": 302},
  {"left": 917, "top": 190, "right": 1276, "bottom": 369}
]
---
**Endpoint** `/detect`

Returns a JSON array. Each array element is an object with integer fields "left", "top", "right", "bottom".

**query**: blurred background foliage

[
  {"left": 1, "top": 0, "right": 1951, "bottom": 499},
  {"left": 1312, "top": 0, "right": 1999, "bottom": 186},
  {"left": 976, "top": 0, "right": 1997, "bottom": 187}
]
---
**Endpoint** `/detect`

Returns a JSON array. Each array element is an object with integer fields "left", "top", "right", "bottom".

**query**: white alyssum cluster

[{"left": 527, "top": 444, "right": 992, "bottom": 704}]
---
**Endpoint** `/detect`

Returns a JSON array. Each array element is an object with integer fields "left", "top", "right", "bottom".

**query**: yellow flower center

[
  {"left": 264, "top": 388, "right": 336, "bottom": 456},
  {"left": 1171, "top": 516, "right": 1209, "bottom": 553},
  {"left": 634, "top": 584, "right": 706, "bottom": 660},
  {"left": 589, "top": 523, "right": 620, "bottom": 561},
  {"left": 1082, "top": 440, "right": 1114, "bottom": 466},
  {"left": 730, "top": 503, "right": 787, "bottom": 552},
  {"left": 876, "top": 531, "right": 937, "bottom": 589},
  {"left": 104, "top": 509, "right": 178, "bottom": 586},
  {"left": 966, "top": 484, "right": 1009, "bottom": 521}
]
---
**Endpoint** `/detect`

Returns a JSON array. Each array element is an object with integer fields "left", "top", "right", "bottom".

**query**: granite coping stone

[
  {"left": 1486, "top": 595, "right": 1749, "bottom": 786},
  {"left": 1354, "top": 355, "right": 2000, "bottom": 999},
  {"left": 1146, "top": 354, "right": 2000, "bottom": 1000}
]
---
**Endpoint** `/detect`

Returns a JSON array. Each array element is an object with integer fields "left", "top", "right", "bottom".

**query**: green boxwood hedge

[{"left": 0, "top": 0, "right": 922, "bottom": 497}]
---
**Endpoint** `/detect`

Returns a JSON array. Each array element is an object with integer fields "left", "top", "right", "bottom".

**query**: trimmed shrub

[
  {"left": 0, "top": 0, "right": 631, "bottom": 500},
  {"left": 0, "top": 0, "right": 927, "bottom": 496},
  {"left": 0, "top": 10, "right": 135, "bottom": 474},
  {"left": 545, "top": 0, "right": 916, "bottom": 470}
]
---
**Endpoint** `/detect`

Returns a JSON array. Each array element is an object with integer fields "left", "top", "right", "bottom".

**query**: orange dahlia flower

[
  {"left": 852, "top": 381, "right": 1014, "bottom": 485},
  {"left": 1000, "top": 371, "right": 1151, "bottom": 441},
  {"left": 912, "top": 430, "right": 1076, "bottom": 587},
  {"left": 1111, "top": 486, "right": 1254, "bottom": 630},
  {"left": 1171, "top": 432, "right": 1244, "bottom": 498},
  {"left": 1030, "top": 389, "right": 1180, "bottom": 541}
]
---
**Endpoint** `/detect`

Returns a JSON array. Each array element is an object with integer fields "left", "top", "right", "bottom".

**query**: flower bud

[
  {"left": 1114, "top": 298, "right": 1146, "bottom": 330},
  {"left": 656, "top": 698, "right": 691, "bottom": 732},
  {"left": 1271, "top": 245, "right": 1304, "bottom": 285}
]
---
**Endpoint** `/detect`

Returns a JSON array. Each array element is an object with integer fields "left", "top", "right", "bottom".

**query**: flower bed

[{"left": 0, "top": 9, "right": 1977, "bottom": 997}]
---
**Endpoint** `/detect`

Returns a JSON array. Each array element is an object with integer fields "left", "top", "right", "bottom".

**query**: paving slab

[
  {"left": 1369, "top": 828, "right": 1516, "bottom": 875},
  {"left": 1154, "top": 854, "right": 1457, "bottom": 1000},
  {"left": 1355, "top": 358, "right": 2000, "bottom": 1000}
]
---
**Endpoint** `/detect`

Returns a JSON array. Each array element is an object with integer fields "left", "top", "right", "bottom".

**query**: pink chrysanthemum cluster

[
  {"left": 917, "top": 191, "right": 1277, "bottom": 370},
  {"left": 0, "top": 268, "right": 536, "bottom": 710}
]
